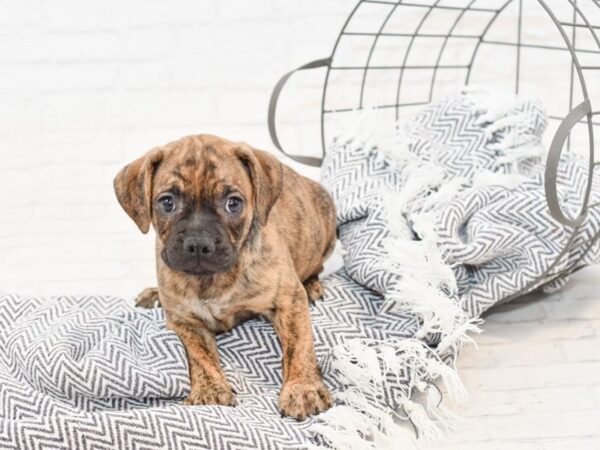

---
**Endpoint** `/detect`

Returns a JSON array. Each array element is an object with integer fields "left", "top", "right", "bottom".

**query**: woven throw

[{"left": 1, "top": 90, "right": 598, "bottom": 449}]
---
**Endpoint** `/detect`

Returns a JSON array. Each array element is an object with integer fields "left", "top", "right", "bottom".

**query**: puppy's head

[{"left": 114, "top": 135, "right": 282, "bottom": 276}]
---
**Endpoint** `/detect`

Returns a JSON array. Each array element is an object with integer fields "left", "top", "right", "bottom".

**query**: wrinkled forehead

[{"left": 153, "top": 139, "right": 252, "bottom": 200}]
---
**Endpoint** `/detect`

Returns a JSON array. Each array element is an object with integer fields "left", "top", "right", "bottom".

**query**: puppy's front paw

[
  {"left": 183, "top": 382, "right": 236, "bottom": 407},
  {"left": 135, "top": 287, "right": 160, "bottom": 309},
  {"left": 278, "top": 379, "right": 332, "bottom": 420}
]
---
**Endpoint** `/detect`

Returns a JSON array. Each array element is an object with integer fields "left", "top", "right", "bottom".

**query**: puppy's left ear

[
  {"left": 114, "top": 148, "right": 164, "bottom": 234},
  {"left": 235, "top": 146, "right": 283, "bottom": 226}
]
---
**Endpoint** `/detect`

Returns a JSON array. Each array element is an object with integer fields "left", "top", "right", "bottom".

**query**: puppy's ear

[
  {"left": 114, "top": 148, "right": 164, "bottom": 233},
  {"left": 235, "top": 146, "right": 283, "bottom": 226}
]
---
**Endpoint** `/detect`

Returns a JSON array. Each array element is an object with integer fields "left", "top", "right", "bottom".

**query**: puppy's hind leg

[
  {"left": 303, "top": 272, "right": 324, "bottom": 303},
  {"left": 304, "top": 232, "right": 336, "bottom": 303},
  {"left": 135, "top": 287, "right": 161, "bottom": 309}
]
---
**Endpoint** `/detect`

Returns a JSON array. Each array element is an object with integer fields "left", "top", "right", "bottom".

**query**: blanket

[
  {"left": 1, "top": 275, "right": 421, "bottom": 449},
  {"left": 1, "top": 90, "right": 598, "bottom": 449},
  {"left": 314, "top": 89, "right": 600, "bottom": 447}
]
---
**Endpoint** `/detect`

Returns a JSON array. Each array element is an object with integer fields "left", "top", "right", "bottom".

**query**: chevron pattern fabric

[
  {"left": 2, "top": 91, "right": 599, "bottom": 449},
  {"left": 323, "top": 91, "right": 600, "bottom": 320},
  {"left": 0, "top": 272, "right": 389, "bottom": 449}
]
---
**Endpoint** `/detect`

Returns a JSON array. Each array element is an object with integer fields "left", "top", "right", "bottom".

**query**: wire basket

[{"left": 268, "top": 0, "right": 600, "bottom": 299}]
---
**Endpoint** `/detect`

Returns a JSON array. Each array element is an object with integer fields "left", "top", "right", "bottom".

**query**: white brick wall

[{"left": 0, "top": 0, "right": 349, "bottom": 297}]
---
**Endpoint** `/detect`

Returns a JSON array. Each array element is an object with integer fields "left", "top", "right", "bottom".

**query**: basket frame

[{"left": 268, "top": 0, "right": 600, "bottom": 300}]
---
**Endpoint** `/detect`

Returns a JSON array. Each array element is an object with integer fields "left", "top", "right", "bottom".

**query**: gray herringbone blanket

[{"left": 1, "top": 91, "right": 598, "bottom": 449}]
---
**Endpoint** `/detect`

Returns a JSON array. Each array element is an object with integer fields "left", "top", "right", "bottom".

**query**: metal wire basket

[{"left": 268, "top": 0, "right": 600, "bottom": 298}]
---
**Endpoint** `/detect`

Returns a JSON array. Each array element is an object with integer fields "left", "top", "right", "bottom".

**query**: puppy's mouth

[{"left": 160, "top": 248, "right": 236, "bottom": 277}]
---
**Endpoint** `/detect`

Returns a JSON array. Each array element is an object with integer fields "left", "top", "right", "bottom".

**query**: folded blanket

[{"left": 1, "top": 90, "right": 598, "bottom": 450}]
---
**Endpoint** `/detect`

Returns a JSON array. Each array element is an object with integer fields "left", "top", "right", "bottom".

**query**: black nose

[{"left": 183, "top": 236, "right": 215, "bottom": 257}]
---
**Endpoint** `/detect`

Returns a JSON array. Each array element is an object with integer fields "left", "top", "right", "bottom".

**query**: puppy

[{"left": 114, "top": 134, "right": 336, "bottom": 420}]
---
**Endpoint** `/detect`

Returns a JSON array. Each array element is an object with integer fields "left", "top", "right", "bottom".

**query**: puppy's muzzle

[
  {"left": 183, "top": 234, "right": 219, "bottom": 258},
  {"left": 162, "top": 214, "right": 236, "bottom": 275}
]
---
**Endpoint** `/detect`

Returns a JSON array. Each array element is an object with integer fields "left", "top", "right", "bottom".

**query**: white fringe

[
  {"left": 312, "top": 339, "right": 472, "bottom": 448},
  {"left": 313, "top": 90, "right": 542, "bottom": 449}
]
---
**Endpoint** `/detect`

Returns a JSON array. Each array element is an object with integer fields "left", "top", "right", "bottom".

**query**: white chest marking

[{"left": 176, "top": 292, "right": 235, "bottom": 328}]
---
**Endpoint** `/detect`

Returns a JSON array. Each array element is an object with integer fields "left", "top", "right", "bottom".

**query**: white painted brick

[
  {"left": 49, "top": 32, "right": 121, "bottom": 62},
  {"left": 217, "top": 0, "right": 276, "bottom": 20},
  {"left": 540, "top": 438, "right": 600, "bottom": 450},
  {"left": 476, "top": 320, "right": 597, "bottom": 345},
  {"left": 117, "top": 62, "right": 172, "bottom": 90},
  {"left": 543, "top": 298, "right": 600, "bottom": 320},
  {"left": 0, "top": 173, "right": 112, "bottom": 210},
  {"left": 277, "top": 86, "right": 325, "bottom": 123},
  {"left": 122, "top": 28, "right": 177, "bottom": 61},
  {"left": 0, "top": 101, "right": 43, "bottom": 136},
  {"left": 201, "top": 124, "right": 269, "bottom": 150},
  {"left": 272, "top": 0, "right": 349, "bottom": 17},
  {"left": 120, "top": 129, "right": 200, "bottom": 156},
  {"left": 32, "top": 203, "right": 109, "bottom": 221},
  {"left": 171, "top": 53, "right": 282, "bottom": 90},
  {"left": 0, "top": 136, "right": 48, "bottom": 169},
  {"left": 560, "top": 338, "right": 600, "bottom": 363},
  {"left": 170, "top": 56, "right": 218, "bottom": 89},
  {"left": 0, "top": 0, "right": 43, "bottom": 25},
  {"left": 216, "top": 90, "right": 268, "bottom": 125},
  {"left": 176, "top": 22, "right": 289, "bottom": 59},
  {"left": 0, "top": 65, "right": 43, "bottom": 92},
  {"left": 41, "top": 131, "right": 123, "bottom": 163},
  {"left": 0, "top": 32, "right": 47, "bottom": 63},
  {"left": 592, "top": 319, "right": 600, "bottom": 336},
  {"left": 460, "top": 362, "right": 600, "bottom": 390},
  {"left": 458, "top": 390, "right": 521, "bottom": 417},
  {"left": 483, "top": 411, "right": 600, "bottom": 440},
  {"left": 592, "top": 385, "right": 600, "bottom": 406},
  {"left": 5, "top": 260, "right": 133, "bottom": 284},
  {"left": 289, "top": 15, "right": 346, "bottom": 44},
  {"left": 42, "top": 0, "right": 108, "bottom": 30},
  {"left": 105, "top": 91, "right": 216, "bottom": 129},
  {"left": 423, "top": 442, "right": 541, "bottom": 450},
  {"left": 439, "top": 423, "right": 491, "bottom": 444},
  {"left": 0, "top": 32, "right": 121, "bottom": 63},
  {"left": 103, "top": 0, "right": 219, "bottom": 26},
  {"left": 488, "top": 341, "right": 564, "bottom": 367},
  {"left": 515, "top": 387, "right": 597, "bottom": 414},
  {"left": 2, "top": 63, "right": 118, "bottom": 92},
  {"left": 42, "top": 94, "right": 105, "bottom": 131},
  {"left": 456, "top": 344, "right": 497, "bottom": 369}
]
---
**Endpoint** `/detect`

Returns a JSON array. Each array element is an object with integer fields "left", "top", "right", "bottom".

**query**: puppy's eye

[
  {"left": 158, "top": 195, "right": 175, "bottom": 213},
  {"left": 225, "top": 196, "right": 243, "bottom": 214}
]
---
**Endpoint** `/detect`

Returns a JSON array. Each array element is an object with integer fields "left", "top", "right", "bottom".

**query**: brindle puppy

[{"left": 114, "top": 134, "right": 336, "bottom": 420}]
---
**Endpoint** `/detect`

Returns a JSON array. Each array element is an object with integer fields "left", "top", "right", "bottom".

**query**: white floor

[{"left": 422, "top": 265, "right": 600, "bottom": 450}]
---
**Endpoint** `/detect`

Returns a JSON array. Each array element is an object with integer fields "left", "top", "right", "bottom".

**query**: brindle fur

[{"left": 114, "top": 134, "right": 336, "bottom": 420}]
